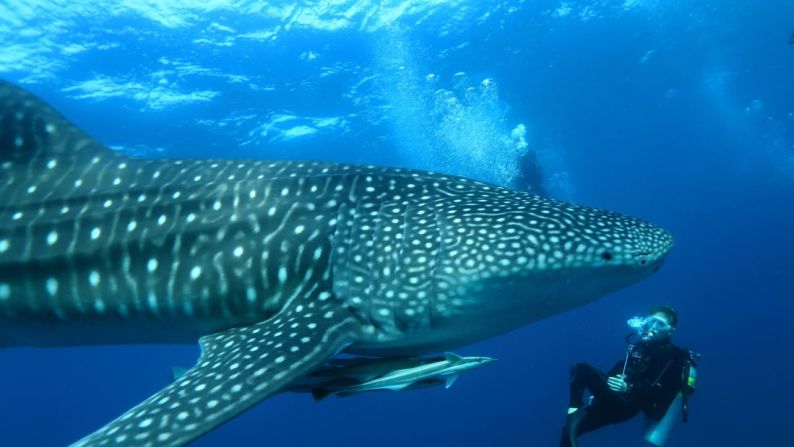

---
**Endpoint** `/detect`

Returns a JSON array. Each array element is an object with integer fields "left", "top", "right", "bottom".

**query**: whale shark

[{"left": 0, "top": 80, "right": 673, "bottom": 446}]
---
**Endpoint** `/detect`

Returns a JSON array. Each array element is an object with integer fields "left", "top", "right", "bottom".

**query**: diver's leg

[
  {"left": 560, "top": 390, "right": 640, "bottom": 447},
  {"left": 568, "top": 362, "right": 611, "bottom": 408},
  {"left": 562, "top": 362, "right": 605, "bottom": 446}
]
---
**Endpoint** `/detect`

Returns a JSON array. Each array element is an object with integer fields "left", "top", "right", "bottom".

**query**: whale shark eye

[
  {"left": 601, "top": 251, "right": 613, "bottom": 261},
  {"left": 640, "top": 259, "right": 647, "bottom": 265}
]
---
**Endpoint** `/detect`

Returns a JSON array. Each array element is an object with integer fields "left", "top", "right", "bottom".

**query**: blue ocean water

[{"left": 1, "top": 1, "right": 793, "bottom": 446}]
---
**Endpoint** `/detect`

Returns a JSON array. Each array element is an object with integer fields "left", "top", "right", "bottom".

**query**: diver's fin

[
  {"left": 444, "top": 352, "right": 463, "bottom": 363},
  {"left": 445, "top": 374, "right": 459, "bottom": 389},
  {"left": 71, "top": 302, "right": 359, "bottom": 447},
  {"left": 169, "top": 366, "right": 189, "bottom": 382},
  {"left": 565, "top": 408, "right": 587, "bottom": 447}
]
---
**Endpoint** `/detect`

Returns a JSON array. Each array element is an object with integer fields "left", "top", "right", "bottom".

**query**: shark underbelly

[
  {"left": 347, "top": 269, "right": 642, "bottom": 356},
  {"left": 0, "top": 315, "right": 217, "bottom": 347}
]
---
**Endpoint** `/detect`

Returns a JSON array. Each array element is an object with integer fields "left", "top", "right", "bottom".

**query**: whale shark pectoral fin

[
  {"left": 445, "top": 374, "right": 458, "bottom": 389},
  {"left": 71, "top": 303, "right": 360, "bottom": 447}
]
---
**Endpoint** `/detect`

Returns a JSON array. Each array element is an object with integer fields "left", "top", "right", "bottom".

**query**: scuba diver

[{"left": 560, "top": 305, "right": 698, "bottom": 447}]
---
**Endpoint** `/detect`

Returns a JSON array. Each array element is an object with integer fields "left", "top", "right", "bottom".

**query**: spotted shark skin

[{"left": 0, "top": 80, "right": 673, "bottom": 446}]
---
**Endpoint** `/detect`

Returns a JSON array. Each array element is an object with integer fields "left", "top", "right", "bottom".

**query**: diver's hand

[{"left": 607, "top": 376, "right": 629, "bottom": 393}]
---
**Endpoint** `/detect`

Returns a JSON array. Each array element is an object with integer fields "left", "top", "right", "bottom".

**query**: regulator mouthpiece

[{"left": 627, "top": 315, "right": 673, "bottom": 342}]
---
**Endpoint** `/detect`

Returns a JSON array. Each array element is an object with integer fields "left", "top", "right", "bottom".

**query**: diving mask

[{"left": 627, "top": 314, "right": 673, "bottom": 342}]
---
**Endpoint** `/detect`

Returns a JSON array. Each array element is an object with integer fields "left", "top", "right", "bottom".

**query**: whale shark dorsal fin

[
  {"left": 1, "top": 80, "right": 129, "bottom": 208},
  {"left": 72, "top": 301, "right": 360, "bottom": 447},
  {"left": 170, "top": 366, "right": 189, "bottom": 382},
  {"left": 444, "top": 352, "right": 463, "bottom": 363},
  {"left": 0, "top": 79, "right": 117, "bottom": 164}
]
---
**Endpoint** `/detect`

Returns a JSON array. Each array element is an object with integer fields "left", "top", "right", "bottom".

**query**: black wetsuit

[{"left": 560, "top": 341, "right": 693, "bottom": 446}]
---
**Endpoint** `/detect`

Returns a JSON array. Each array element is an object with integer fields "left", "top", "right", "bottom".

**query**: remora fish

[
  {"left": 309, "top": 352, "right": 495, "bottom": 400},
  {"left": 0, "top": 80, "right": 674, "bottom": 446},
  {"left": 285, "top": 355, "right": 440, "bottom": 390}
]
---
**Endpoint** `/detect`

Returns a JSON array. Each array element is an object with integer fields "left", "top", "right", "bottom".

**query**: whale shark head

[
  {"left": 341, "top": 181, "right": 673, "bottom": 355},
  {"left": 437, "top": 193, "right": 672, "bottom": 320}
]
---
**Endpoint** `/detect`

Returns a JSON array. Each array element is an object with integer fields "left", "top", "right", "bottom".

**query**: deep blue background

[{"left": 1, "top": 1, "right": 793, "bottom": 446}]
